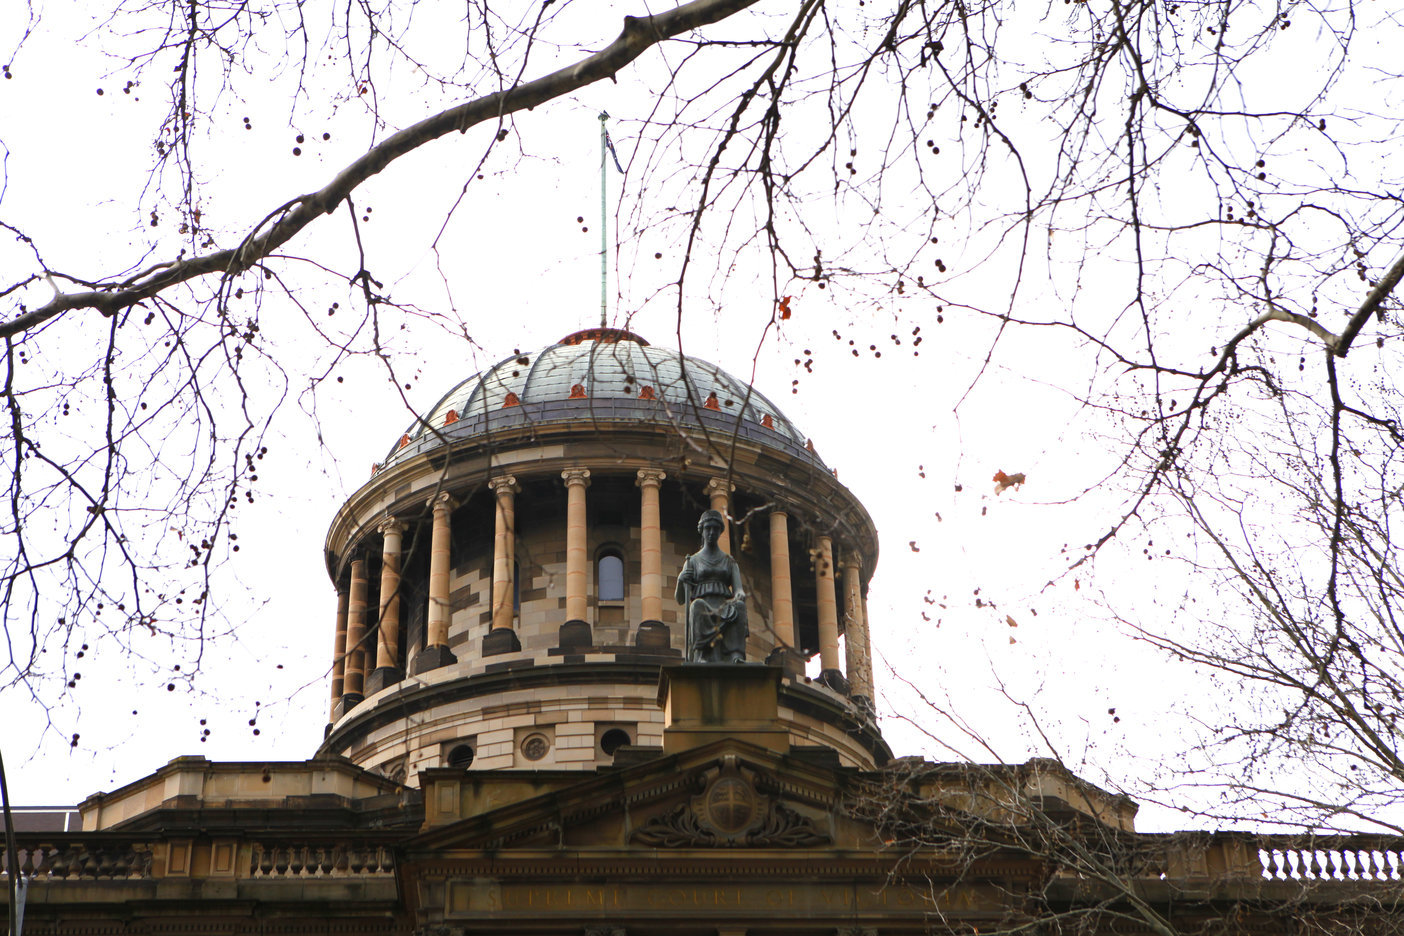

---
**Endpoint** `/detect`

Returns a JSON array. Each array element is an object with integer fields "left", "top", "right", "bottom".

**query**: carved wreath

[{"left": 630, "top": 766, "right": 830, "bottom": 848}]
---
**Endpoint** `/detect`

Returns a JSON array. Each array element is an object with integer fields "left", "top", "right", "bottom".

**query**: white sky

[{"left": 1, "top": 0, "right": 1365, "bottom": 834}]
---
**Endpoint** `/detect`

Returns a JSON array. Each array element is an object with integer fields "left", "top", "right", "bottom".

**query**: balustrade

[
  {"left": 0, "top": 841, "right": 153, "bottom": 880},
  {"left": 2, "top": 838, "right": 396, "bottom": 882},
  {"left": 1257, "top": 840, "right": 1404, "bottom": 881}
]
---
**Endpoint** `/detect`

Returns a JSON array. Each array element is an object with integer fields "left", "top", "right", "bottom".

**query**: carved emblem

[
  {"left": 630, "top": 760, "right": 830, "bottom": 848},
  {"left": 704, "top": 777, "right": 756, "bottom": 834}
]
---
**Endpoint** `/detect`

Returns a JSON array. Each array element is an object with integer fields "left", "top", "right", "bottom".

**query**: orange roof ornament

[
  {"left": 559, "top": 327, "right": 648, "bottom": 347},
  {"left": 503, "top": 391, "right": 522, "bottom": 408},
  {"left": 638, "top": 385, "right": 657, "bottom": 400},
  {"left": 760, "top": 413, "right": 774, "bottom": 429},
  {"left": 703, "top": 392, "right": 721, "bottom": 411},
  {"left": 398, "top": 434, "right": 411, "bottom": 449},
  {"left": 444, "top": 409, "right": 459, "bottom": 425},
  {"left": 569, "top": 384, "right": 588, "bottom": 399}
]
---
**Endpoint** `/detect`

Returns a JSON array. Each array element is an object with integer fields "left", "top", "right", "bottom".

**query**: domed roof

[{"left": 380, "top": 328, "right": 820, "bottom": 469}]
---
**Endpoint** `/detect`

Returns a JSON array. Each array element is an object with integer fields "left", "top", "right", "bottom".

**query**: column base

[
  {"left": 333, "top": 692, "right": 363, "bottom": 720},
  {"left": 764, "top": 646, "right": 806, "bottom": 677},
  {"left": 365, "top": 666, "right": 404, "bottom": 696},
  {"left": 410, "top": 643, "right": 458, "bottom": 674},
  {"left": 818, "top": 668, "right": 849, "bottom": 694},
  {"left": 634, "top": 620, "right": 670, "bottom": 650},
  {"left": 850, "top": 694, "right": 875, "bottom": 719},
  {"left": 559, "top": 619, "right": 593, "bottom": 650},
  {"left": 482, "top": 628, "right": 522, "bottom": 656}
]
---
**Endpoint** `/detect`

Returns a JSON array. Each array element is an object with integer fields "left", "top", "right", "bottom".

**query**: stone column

[
  {"left": 367, "top": 517, "right": 407, "bottom": 694},
  {"left": 704, "top": 477, "right": 735, "bottom": 554},
  {"left": 484, "top": 475, "right": 522, "bottom": 655},
  {"left": 328, "top": 586, "right": 348, "bottom": 723},
  {"left": 413, "top": 492, "right": 459, "bottom": 674},
  {"left": 765, "top": 509, "right": 802, "bottom": 674},
  {"left": 860, "top": 589, "right": 876, "bottom": 708},
  {"left": 635, "top": 468, "right": 669, "bottom": 649},
  {"left": 813, "top": 534, "right": 846, "bottom": 692},
  {"left": 340, "top": 558, "right": 369, "bottom": 713},
  {"left": 560, "top": 468, "right": 593, "bottom": 649},
  {"left": 842, "top": 552, "right": 872, "bottom": 706}
]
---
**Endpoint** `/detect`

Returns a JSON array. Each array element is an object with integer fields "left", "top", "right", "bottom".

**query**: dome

[
  {"left": 321, "top": 326, "right": 884, "bottom": 781},
  {"left": 379, "top": 328, "right": 819, "bottom": 471}
]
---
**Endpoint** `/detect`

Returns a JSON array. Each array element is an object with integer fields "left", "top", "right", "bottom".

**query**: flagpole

[{"left": 599, "top": 112, "right": 609, "bottom": 328}]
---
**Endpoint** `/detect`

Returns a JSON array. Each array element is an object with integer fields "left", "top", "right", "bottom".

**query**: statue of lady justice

[{"left": 675, "top": 509, "right": 749, "bottom": 663}]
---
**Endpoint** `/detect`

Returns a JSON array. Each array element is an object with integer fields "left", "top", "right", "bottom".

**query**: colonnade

[{"left": 329, "top": 469, "right": 876, "bottom": 720}]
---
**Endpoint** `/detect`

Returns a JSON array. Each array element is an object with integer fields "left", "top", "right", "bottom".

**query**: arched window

[{"left": 597, "top": 550, "right": 624, "bottom": 602}]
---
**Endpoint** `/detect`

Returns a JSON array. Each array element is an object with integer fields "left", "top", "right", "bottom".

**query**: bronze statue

[{"left": 675, "top": 509, "right": 748, "bottom": 663}]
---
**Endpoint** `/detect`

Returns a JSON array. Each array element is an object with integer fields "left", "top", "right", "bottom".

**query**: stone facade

[{"left": 8, "top": 330, "right": 1398, "bottom": 936}]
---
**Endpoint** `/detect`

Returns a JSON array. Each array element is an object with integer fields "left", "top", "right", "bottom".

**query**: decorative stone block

[
  {"left": 411, "top": 644, "right": 458, "bottom": 674},
  {"left": 765, "top": 646, "right": 805, "bottom": 677},
  {"left": 558, "top": 619, "right": 594, "bottom": 650},
  {"left": 818, "top": 668, "right": 849, "bottom": 695},
  {"left": 482, "top": 629, "right": 522, "bottom": 656},
  {"left": 365, "top": 665, "right": 404, "bottom": 696},
  {"left": 634, "top": 620, "right": 669, "bottom": 649}
]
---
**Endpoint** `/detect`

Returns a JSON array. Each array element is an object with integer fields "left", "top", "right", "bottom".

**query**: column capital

[
  {"left": 489, "top": 475, "right": 520, "bottom": 496},
  {"left": 378, "top": 515, "right": 407, "bottom": 537},
  {"left": 704, "top": 477, "right": 735, "bottom": 497},
  {"left": 562, "top": 467, "right": 592, "bottom": 488},
  {"left": 635, "top": 467, "right": 666, "bottom": 488},
  {"left": 426, "top": 491, "right": 459, "bottom": 514}
]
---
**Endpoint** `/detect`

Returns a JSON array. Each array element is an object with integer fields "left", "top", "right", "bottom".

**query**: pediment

[
  {"left": 410, "top": 739, "right": 873, "bottom": 855},
  {"left": 402, "top": 742, "right": 1053, "bottom": 932}
]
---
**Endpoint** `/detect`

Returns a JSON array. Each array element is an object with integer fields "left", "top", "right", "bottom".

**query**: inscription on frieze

[{"left": 444, "top": 882, "right": 958, "bottom": 918}]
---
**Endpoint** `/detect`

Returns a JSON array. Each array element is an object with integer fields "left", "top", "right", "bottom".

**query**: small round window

[
  {"left": 447, "top": 744, "right": 474, "bottom": 768},
  {"left": 600, "top": 728, "right": 632, "bottom": 755},
  {"left": 521, "top": 733, "right": 550, "bottom": 761}
]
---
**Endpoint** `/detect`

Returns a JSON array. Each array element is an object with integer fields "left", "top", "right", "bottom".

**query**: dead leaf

[
  {"left": 778, "top": 295, "right": 792, "bottom": 320},
  {"left": 993, "top": 469, "right": 1026, "bottom": 495},
  {"left": 1006, "top": 615, "right": 1018, "bottom": 627}
]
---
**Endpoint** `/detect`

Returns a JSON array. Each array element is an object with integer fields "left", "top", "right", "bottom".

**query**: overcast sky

[{"left": 0, "top": 0, "right": 1254, "bottom": 832}]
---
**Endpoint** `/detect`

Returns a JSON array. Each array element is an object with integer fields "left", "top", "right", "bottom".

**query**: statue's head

[{"left": 698, "top": 509, "right": 725, "bottom": 537}]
